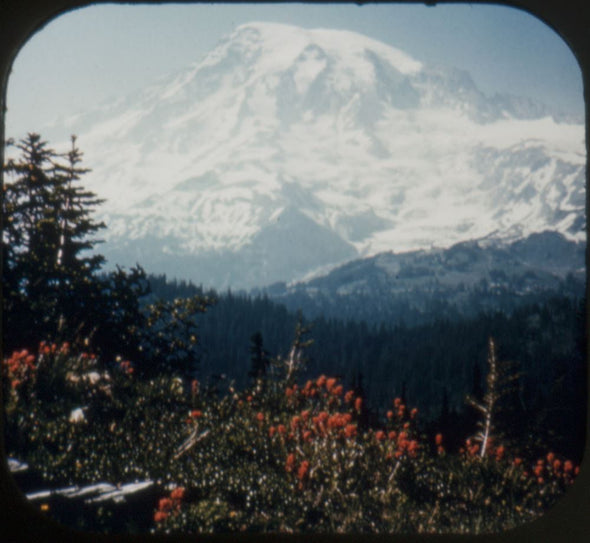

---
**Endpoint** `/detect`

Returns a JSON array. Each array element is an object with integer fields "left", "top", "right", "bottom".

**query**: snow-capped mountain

[{"left": 44, "top": 22, "right": 585, "bottom": 289}]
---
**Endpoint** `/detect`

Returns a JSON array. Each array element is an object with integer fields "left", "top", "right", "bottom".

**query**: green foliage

[
  {"left": 2, "top": 341, "right": 581, "bottom": 535},
  {"left": 140, "top": 294, "right": 216, "bottom": 378}
]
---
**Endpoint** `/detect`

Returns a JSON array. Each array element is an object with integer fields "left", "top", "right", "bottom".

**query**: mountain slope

[
  {"left": 42, "top": 22, "right": 585, "bottom": 289},
  {"left": 260, "top": 231, "right": 585, "bottom": 325}
]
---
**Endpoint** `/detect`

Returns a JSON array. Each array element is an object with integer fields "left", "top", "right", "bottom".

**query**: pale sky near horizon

[{"left": 4, "top": 2, "right": 585, "bottom": 139}]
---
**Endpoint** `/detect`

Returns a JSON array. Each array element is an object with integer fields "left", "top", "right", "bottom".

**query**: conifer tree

[
  {"left": 2, "top": 133, "right": 105, "bottom": 348},
  {"left": 248, "top": 331, "right": 270, "bottom": 381}
]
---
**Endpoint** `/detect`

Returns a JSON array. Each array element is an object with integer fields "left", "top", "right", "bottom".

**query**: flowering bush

[{"left": 2, "top": 343, "right": 581, "bottom": 534}]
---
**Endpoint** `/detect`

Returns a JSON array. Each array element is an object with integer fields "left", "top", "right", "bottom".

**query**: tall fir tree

[{"left": 2, "top": 133, "right": 105, "bottom": 349}]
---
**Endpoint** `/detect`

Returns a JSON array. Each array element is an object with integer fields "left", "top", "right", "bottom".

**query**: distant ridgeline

[
  {"left": 145, "top": 231, "right": 586, "bottom": 460},
  {"left": 255, "top": 230, "right": 585, "bottom": 326}
]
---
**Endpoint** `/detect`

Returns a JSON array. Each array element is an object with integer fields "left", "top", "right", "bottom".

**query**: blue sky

[{"left": 5, "top": 2, "right": 584, "bottom": 138}]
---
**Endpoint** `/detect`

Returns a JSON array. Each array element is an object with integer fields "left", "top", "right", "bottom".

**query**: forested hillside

[{"left": 147, "top": 274, "right": 586, "bottom": 462}]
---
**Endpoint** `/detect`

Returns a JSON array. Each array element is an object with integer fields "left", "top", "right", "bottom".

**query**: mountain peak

[
  {"left": 224, "top": 21, "right": 424, "bottom": 77},
  {"left": 36, "top": 22, "right": 585, "bottom": 289}
]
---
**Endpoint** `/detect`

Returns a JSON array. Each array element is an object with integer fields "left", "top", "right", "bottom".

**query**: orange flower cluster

[
  {"left": 462, "top": 438, "right": 480, "bottom": 457},
  {"left": 435, "top": 433, "right": 445, "bottom": 455},
  {"left": 392, "top": 397, "right": 406, "bottom": 419},
  {"left": 530, "top": 453, "right": 579, "bottom": 484},
  {"left": 285, "top": 453, "right": 296, "bottom": 473},
  {"left": 394, "top": 431, "right": 419, "bottom": 459},
  {"left": 38, "top": 341, "right": 71, "bottom": 356},
  {"left": 3, "top": 349, "right": 37, "bottom": 390},
  {"left": 154, "top": 486, "right": 185, "bottom": 523},
  {"left": 270, "top": 406, "right": 359, "bottom": 444},
  {"left": 286, "top": 376, "right": 359, "bottom": 409},
  {"left": 285, "top": 453, "right": 311, "bottom": 488},
  {"left": 297, "top": 460, "right": 310, "bottom": 481}
]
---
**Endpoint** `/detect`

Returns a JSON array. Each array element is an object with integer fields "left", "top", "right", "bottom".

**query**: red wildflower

[
  {"left": 410, "top": 408, "right": 418, "bottom": 419},
  {"left": 354, "top": 397, "right": 362, "bottom": 412},
  {"left": 297, "top": 460, "right": 310, "bottom": 481},
  {"left": 564, "top": 460, "right": 574, "bottom": 473},
  {"left": 327, "top": 415, "right": 338, "bottom": 430},
  {"left": 316, "top": 375, "right": 327, "bottom": 388},
  {"left": 393, "top": 397, "right": 402, "bottom": 408},
  {"left": 388, "top": 431, "right": 397, "bottom": 441},
  {"left": 513, "top": 457, "right": 523, "bottom": 467},
  {"left": 407, "top": 440, "right": 419, "bottom": 457},
  {"left": 332, "top": 384, "right": 343, "bottom": 396},
  {"left": 277, "top": 424, "right": 287, "bottom": 436},
  {"left": 533, "top": 464, "right": 544, "bottom": 477},
  {"left": 154, "top": 511, "right": 168, "bottom": 523},
  {"left": 403, "top": 422, "right": 410, "bottom": 430},
  {"left": 386, "top": 410, "right": 394, "bottom": 420},
  {"left": 546, "top": 452, "right": 555, "bottom": 464},
  {"left": 269, "top": 426, "right": 276, "bottom": 438},
  {"left": 326, "top": 377, "right": 337, "bottom": 392},
  {"left": 158, "top": 498, "right": 173, "bottom": 512},
  {"left": 303, "top": 430, "right": 312, "bottom": 442},
  {"left": 375, "top": 430, "right": 386, "bottom": 441},
  {"left": 495, "top": 445, "right": 505, "bottom": 460},
  {"left": 344, "top": 390, "right": 355, "bottom": 404},
  {"left": 285, "top": 453, "right": 296, "bottom": 473},
  {"left": 435, "top": 433, "right": 443, "bottom": 446},
  {"left": 170, "top": 487, "right": 185, "bottom": 501},
  {"left": 344, "top": 424, "right": 357, "bottom": 439},
  {"left": 190, "top": 410, "right": 202, "bottom": 419},
  {"left": 553, "top": 459, "right": 562, "bottom": 471},
  {"left": 291, "top": 415, "right": 301, "bottom": 430},
  {"left": 301, "top": 410, "right": 310, "bottom": 422},
  {"left": 11, "top": 379, "right": 21, "bottom": 389},
  {"left": 246, "top": 395, "right": 253, "bottom": 402},
  {"left": 256, "top": 412, "right": 265, "bottom": 422}
]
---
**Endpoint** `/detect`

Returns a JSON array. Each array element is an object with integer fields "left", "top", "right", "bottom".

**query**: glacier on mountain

[{"left": 36, "top": 22, "right": 585, "bottom": 290}]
